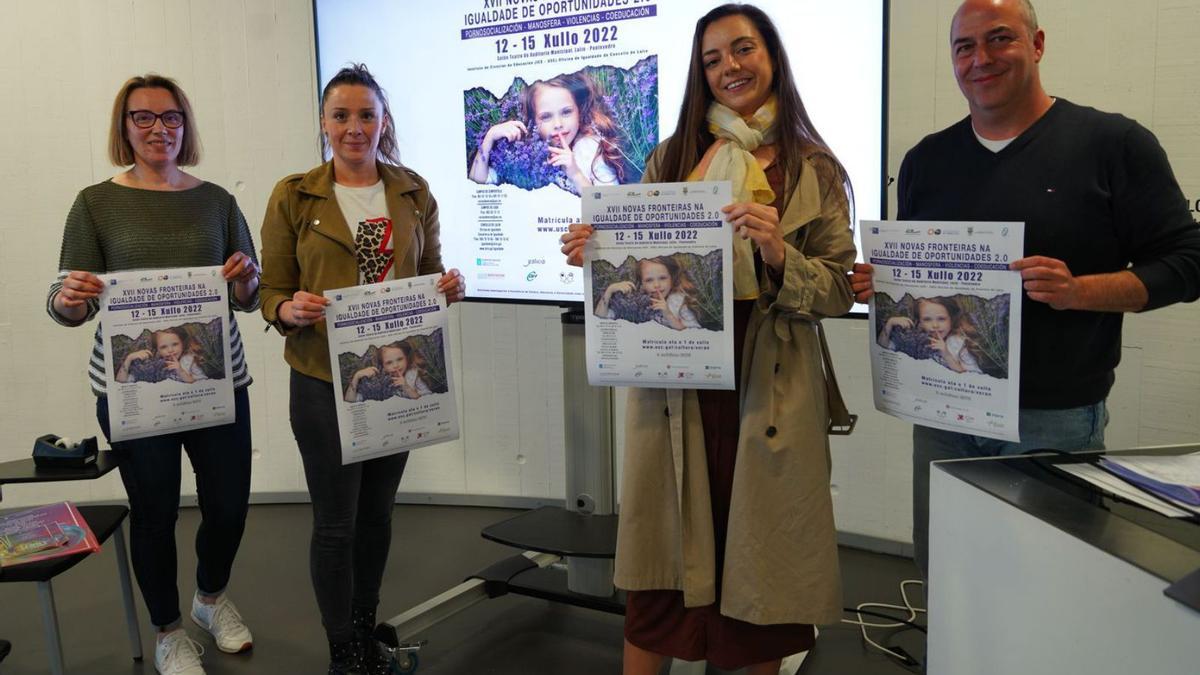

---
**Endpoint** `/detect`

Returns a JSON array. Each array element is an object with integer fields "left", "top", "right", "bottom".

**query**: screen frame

[{"left": 310, "top": 0, "right": 891, "bottom": 315}]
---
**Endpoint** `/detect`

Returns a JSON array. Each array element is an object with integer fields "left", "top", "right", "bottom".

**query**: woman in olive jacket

[{"left": 259, "top": 64, "right": 465, "bottom": 675}]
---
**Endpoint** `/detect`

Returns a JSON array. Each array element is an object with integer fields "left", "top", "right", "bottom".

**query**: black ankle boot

[
  {"left": 328, "top": 638, "right": 363, "bottom": 675},
  {"left": 352, "top": 606, "right": 392, "bottom": 675}
]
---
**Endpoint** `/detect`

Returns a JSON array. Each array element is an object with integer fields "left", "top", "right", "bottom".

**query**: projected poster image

[
  {"left": 111, "top": 320, "right": 227, "bottom": 385},
  {"left": 874, "top": 292, "right": 1011, "bottom": 379},
  {"left": 338, "top": 332, "right": 451, "bottom": 404},
  {"left": 464, "top": 58, "right": 659, "bottom": 194},
  {"left": 315, "top": 0, "right": 885, "bottom": 304},
  {"left": 591, "top": 251, "right": 723, "bottom": 332}
]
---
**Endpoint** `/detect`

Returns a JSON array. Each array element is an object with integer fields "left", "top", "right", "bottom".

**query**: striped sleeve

[{"left": 47, "top": 271, "right": 101, "bottom": 327}]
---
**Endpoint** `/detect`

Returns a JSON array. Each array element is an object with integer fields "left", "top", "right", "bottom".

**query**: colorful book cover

[{"left": 0, "top": 501, "right": 101, "bottom": 567}]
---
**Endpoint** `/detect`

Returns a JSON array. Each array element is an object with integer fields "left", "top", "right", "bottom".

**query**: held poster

[
  {"left": 583, "top": 181, "right": 734, "bottom": 389},
  {"left": 325, "top": 274, "right": 460, "bottom": 465},
  {"left": 862, "top": 221, "right": 1024, "bottom": 441},
  {"left": 99, "top": 266, "right": 235, "bottom": 441}
]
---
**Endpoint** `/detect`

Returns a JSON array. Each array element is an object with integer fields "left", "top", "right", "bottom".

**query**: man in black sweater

[{"left": 851, "top": 0, "right": 1200, "bottom": 575}]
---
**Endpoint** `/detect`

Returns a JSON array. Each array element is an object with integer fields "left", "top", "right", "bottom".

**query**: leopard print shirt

[{"left": 333, "top": 182, "right": 393, "bottom": 284}]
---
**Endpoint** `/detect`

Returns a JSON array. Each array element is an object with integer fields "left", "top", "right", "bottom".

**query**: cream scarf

[{"left": 695, "top": 97, "right": 778, "bottom": 300}]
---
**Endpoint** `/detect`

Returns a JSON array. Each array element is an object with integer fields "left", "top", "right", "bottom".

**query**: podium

[{"left": 927, "top": 447, "right": 1200, "bottom": 675}]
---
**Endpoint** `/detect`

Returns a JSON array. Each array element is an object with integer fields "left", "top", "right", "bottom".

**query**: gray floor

[{"left": 0, "top": 504, "right": 924, "bottom": 674}]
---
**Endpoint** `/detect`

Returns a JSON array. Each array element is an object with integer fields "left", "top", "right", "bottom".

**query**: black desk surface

[
  {"left": 481, "top": 506, "right": 618, "bottom": 558},
  {"left": 935, "top": 446, "right": 1200, "bottom": 587},
  {"left": 0, "top": 451, "right": 120, "bottom": 486}
]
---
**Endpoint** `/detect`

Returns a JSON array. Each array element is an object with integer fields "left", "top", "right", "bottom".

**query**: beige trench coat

[{"left": 613, "top": 144, "right": 856, "bottom": 626}]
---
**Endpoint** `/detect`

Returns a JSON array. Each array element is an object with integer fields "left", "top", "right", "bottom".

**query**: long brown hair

[
  {"left": 522, "top": 72, "right": 626, "bottom": 183},
  {"left": 656, "top": 4, "right": 852, "bottom": 214}
]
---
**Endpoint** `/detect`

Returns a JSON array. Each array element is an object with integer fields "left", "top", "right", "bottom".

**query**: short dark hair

[{"left": 320, "top": 63, "right": 400, "bottom": 165}]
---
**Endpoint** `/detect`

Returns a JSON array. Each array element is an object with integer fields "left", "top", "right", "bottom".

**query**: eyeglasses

[{"left": 127, "top": 110, "right": 185, "bottom": 129}]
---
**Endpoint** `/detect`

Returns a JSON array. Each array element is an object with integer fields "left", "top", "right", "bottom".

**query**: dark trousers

[
  {"left": 97, "top": 387, "right": 252, "bottom": 628},
  {"left": 289, "top": 370, "right": 409, "bottom": 642}
]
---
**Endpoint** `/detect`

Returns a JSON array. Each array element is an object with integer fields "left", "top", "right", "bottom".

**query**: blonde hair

[{"left": 108, "top": 74, "right": 201, "bottom": 167}]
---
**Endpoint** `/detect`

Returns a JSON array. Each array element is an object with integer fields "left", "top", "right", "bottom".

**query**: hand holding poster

[
  {"left": 99, "top": 266, "right": 234, "bottom": 441},
  {"left": 325, "top": 274, "right": 460, "bottom": 465},
  {"left": 583, "top": 181, "right": 734, "bottom": 388},
  {"left": 862, "top": 221, "right": 1024, "bottom": 441}
]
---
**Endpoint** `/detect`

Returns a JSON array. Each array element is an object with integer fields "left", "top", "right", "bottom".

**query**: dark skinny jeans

[
  {"left": 289, "top": 370, "right": 409, "bottom": 643},
  {"left": 96, "top": 387, "right": 252, "bottom": 629}
]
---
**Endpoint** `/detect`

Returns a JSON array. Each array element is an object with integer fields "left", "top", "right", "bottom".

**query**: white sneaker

[
  {"left": 155, "top": 629, "right": 206, "bottom": 675},
  {"left": 190, "top": 592, "right": 254, "bottom": 654}
]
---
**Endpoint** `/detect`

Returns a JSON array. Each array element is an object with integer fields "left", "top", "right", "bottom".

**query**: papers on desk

[
  {"left": 1100, "top": 454, "right": 1200, "bottom": 506},
  {"left": 1056, "top": 461, "right": 1200, "bottom": 518}
]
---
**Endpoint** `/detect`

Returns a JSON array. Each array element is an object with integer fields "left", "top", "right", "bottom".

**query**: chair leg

[
  {"left": 37, "top": 580, "right": 65, "bottom": 675},
  {"left": 112, "top": 523, "right": 143, "bottom": 661}
]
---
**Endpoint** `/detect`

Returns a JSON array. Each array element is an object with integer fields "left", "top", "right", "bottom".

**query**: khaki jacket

[
  {"left": 613, "top": 144, "right": 856, "bottom": 625},
  {"left": 259, "top": 162, "right": 443, "bottom": 382}
]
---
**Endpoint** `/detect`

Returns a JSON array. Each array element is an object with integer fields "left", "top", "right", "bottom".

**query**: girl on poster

[
  {"left": 561, "top": 4, "right": 856, "bottom": 673},
  {"left": 877, "top": 296, "right": 986, "bottom": 374},
  {"left": 469, "top": 72, "right": 624, "bottom": 193},
  {"left": 595, "top": 256, "right": 703, "bottom": 331},
  {"left": 259, "top": 64, "right": 465, "bottom": 675},
  {"left": 343, "top": 341, "right": 434, "bottom": 403},
  {"left": 46, "top": 75, "right": 259, "bottom": 673},
  {"left": 115, "top": 326, "right": 211, "bottom": 384}
]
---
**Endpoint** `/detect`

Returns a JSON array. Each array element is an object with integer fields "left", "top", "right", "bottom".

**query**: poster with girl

[
  {"left": 462, "top": 56, "right": 659, "bottom": 302},
  {"left": 325, "top": 273, "right": 459, "bottom": 464},
  {"left": 99, "top": 266, "right": 235, "bottom": 441},
  {"left": 583, "top": 181, "right": 734, "bottom": 389},
  {"left": 862, "top": 221, "right": 1024, "bottom": 441}
]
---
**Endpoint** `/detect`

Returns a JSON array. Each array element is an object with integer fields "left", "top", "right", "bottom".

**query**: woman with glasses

[{"left": 47, "top": 74, "right": 259, "bottom": 675}]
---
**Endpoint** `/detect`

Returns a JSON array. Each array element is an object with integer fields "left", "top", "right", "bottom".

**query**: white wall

[{"left": 2, "top": 0, "right": 1198, "bottom": 549}]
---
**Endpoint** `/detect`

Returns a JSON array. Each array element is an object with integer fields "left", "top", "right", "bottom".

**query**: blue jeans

[
  {"left": 96, "top": 387, "right": 252, "bottom": 628},
  {"left": 911, "top": 401, "right": 1108, "bottom": 576}
]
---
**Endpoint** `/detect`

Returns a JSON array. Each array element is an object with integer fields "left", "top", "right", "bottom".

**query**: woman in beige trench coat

[{"left": 562, "top": 4, "right": 856, "bottom": 674}]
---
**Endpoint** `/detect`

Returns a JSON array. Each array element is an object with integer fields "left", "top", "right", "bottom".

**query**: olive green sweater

[{"left": 46, "top": 180, "right": 259, "bottom": 394}]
